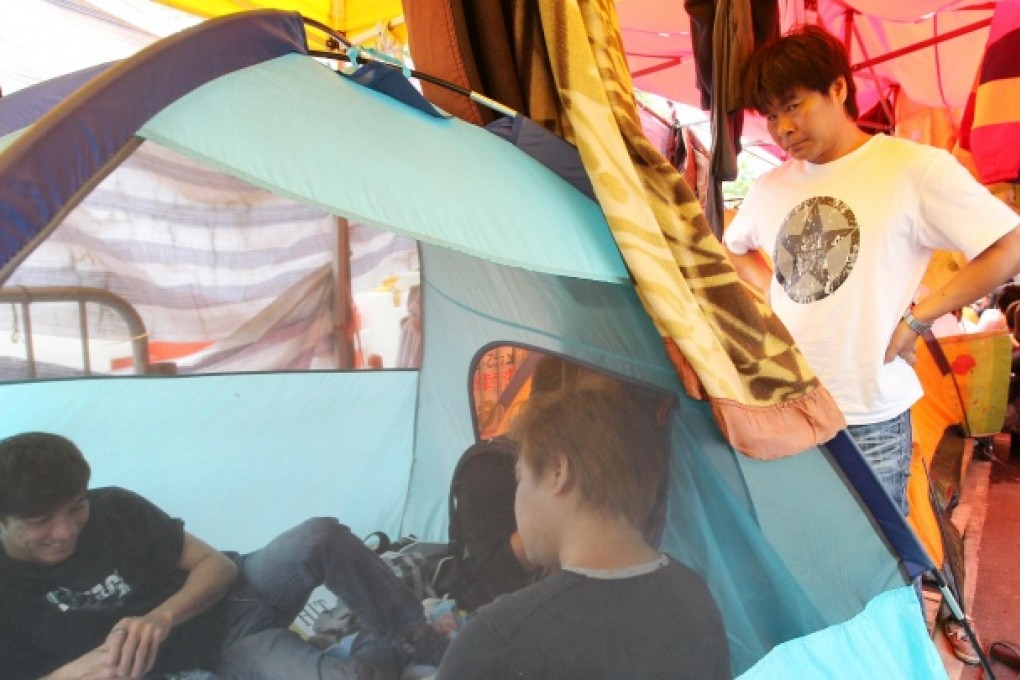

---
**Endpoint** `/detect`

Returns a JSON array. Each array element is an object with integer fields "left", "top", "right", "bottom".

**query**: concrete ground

[{"left": 934, "top": 445, "right": 1020, "bottom": 680}]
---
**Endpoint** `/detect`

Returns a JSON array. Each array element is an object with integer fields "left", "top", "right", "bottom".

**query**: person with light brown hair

[{"left": 437, "top": 386, "right": 729, "bottom": 679}]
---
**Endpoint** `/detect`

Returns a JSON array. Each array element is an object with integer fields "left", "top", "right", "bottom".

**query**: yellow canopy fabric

[{"left": 154, "top": 0, "right": 406, "bottom": 50}]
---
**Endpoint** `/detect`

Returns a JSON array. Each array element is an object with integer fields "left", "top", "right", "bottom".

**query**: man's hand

[
  {"left": 884, "top": 322, "right": 920, "bottom": 366},
  {"left": 43, "top": 643, "right": 130, "bottom": 680},
  {"left": 105, "top": 612, "right": 173, "bottom": 679}
]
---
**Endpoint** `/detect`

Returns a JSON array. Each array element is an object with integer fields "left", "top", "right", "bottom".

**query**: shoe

[
  {"left": 354, "top": 645, "right": 405, "bottom": 680},
  {"left": 990, "top": 641, "right": 1020, "bottom": 669},
  {"left": 338, "top": 632, "right": 407, "bottom": 680},
  {"left": 943, "top": 618, "right": 981, "bottom": 665},
  {"left": 308, "top": 632, "right": 341, "bottom": 650},
  {"left": 405, "top": 624, "right": 450, "bottom": 667}
]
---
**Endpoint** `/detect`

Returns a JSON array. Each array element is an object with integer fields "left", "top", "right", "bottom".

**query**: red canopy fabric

[{"left": 617, "top": 1, "right": 1001, "bottom": 148}]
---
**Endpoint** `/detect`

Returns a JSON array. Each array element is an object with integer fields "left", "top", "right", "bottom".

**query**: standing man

[
  {"left": 722, "top": 24, "right": 1020, "bottom": 662},
  {"left": 724, "top": 23, "right": 1020, "bottom": 517},
  {"left": 0, "top": 432, "right": 448, "bottom": 680},
  {"left": 437, "top": 386, "right": 730, "bottom": 679}
]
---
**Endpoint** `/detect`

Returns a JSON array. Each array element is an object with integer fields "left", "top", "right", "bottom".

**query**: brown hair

[
  {"left": 742, "top": 24, "right": 859, "bottom": 119},
  {"left": 1007, "top": 300, "right": 1020, "bottom": 344},
  {"left": 0, "top": 432, "right": 90, "bottom": 519},
  {"left": 511, "top": 385, "right": 667, "bottom": 530}
]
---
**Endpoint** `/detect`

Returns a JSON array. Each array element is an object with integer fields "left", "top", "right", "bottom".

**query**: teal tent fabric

[
  {"left": 0, "top": 11, "right": 309, "bottom": 281},
  {"left": 414, "top": 244, "right": 915, "bottom": 676},
  {"left": 408, "top": 243, "right": 680, "bottom": 533},
  {"left": 140, "top": 54, "right": 629, "bottom": 285},
  {"left": 738, "top": 587, "right": 945, "bottom": 679},
  {"left": 0, "top": 371, "right": 417, "bottom": 551}
]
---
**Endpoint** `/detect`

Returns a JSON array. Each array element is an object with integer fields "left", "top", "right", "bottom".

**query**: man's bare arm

[
  {"left": 886, "top": 224, "right": 1020, "bottom": 363},
  {"left": 40, "top": 644, "right": 125, "bottom": 680},
  {"left": 106, "top": 532, "right": 238, "bottom": 679}
]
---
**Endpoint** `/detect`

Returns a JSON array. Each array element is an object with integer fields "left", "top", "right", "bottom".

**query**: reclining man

[
  {"left": 437, "top": 385, "right": 730, "bottom": 679},
  {"left": 0, "top": 432, "right": 448, "bottom": 680}
]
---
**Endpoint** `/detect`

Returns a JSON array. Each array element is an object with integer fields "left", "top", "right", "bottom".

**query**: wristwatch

[{"left": 901, "top": 309, "right": 933, "bottom": 335}]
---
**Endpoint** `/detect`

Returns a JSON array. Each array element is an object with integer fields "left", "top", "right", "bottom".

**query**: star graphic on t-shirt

[
  {"left": 774, "top": 196, "right": 860, "bottom": 303},
  {"left": 783, "top": 204, "right": 856, "bottom": 290}
]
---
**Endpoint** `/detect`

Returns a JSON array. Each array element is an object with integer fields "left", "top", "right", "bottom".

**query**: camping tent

[{"left": 0, "top": 11, "right": 946, "bottom": 678}]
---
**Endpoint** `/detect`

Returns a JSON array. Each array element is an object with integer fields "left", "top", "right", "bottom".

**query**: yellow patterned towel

[{"left": 533, "top": 0, "right": 843, "bottom": 458}]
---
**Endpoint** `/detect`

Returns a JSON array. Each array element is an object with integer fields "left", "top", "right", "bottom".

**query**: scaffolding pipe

[{"left": 851, "top": 17, "right": 993, "bottom": 72}]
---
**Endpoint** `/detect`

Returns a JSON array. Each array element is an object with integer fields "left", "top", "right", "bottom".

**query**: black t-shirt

[
  {"left": 0, "top": 487, "right": 226, "bottom": 680},
  {"left": 437, "top": 559, "right": 731, "bottom": 680}
]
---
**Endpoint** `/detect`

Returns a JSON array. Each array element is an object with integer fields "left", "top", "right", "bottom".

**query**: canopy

[
  {"left": 616, "top": 0, "right": 1001, "bottom": 147},
  {"left": 155, "top": 0, "right": 405, "bottom": 50},
  {"left": 4, "top": 1, "right": 998, "bottom": 152}
]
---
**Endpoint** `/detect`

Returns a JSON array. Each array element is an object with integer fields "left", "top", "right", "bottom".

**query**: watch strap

[{"left": 902, "top": 309, "right": 933, "bottom": 335}]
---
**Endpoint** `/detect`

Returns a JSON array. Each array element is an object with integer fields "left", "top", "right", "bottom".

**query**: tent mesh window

[{"left": 0, "top": 141, "right": 420, "bottom": 380}]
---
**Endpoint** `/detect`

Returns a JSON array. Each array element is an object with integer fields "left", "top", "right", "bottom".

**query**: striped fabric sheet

[
  {"left": 960, "top": 0, "right": 1020, "bottom": 184},
  {"left": 4, "top": 141, "right": 418, "bottom": 372}
]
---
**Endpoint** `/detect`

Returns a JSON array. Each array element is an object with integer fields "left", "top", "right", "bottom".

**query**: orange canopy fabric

[{"left": 910, "top": 327, "right": 1012, "bottom": 566}]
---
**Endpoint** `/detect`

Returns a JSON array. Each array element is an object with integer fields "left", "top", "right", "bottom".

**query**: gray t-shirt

[{"left": 437, "top": 557, "right": 730, "bottom": 679}]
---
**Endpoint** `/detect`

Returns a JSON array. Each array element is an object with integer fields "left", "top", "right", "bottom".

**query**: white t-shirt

[
  {"left": 725, "top": 134, "right": 1018, "bottom": 425},
  {"left": 974, "top": 307, "right": 1009, "bottom": 333}
]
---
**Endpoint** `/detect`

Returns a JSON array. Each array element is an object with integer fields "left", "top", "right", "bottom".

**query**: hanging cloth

[
  {"left": 684, "top": 0, "right": 779, "bottom": 237},
  {"left": 403, "top": 0, "right": 565, "bottom": 131}
]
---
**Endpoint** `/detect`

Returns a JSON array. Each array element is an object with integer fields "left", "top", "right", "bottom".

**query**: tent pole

[
  {"left": 842, "top": 9, "right": 854, "bottom": 51},
  {"left": 841, "top": 8, "right": 895, "bottom": 131},
  {"left": 850, "top": 23, "right": 896, "bottom": 128},
  {"left": 630, "top": 56, "right": 686, "bottom": 79},
  {"left": 334, "top": 216, "right": 356, "bottom": 369},
  {"left": 930, "top": 569, "right": 997, "bottom": 679}
]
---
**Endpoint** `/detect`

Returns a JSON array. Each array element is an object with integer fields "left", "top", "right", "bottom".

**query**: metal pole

[
  {"left": 77, "top": 299, "right": 91, "bottom": 375},
  {"left": 0, "top": 286, "right": 150, "bottom": 375},
  {"left": 851, "top": 17, "right": 993, "bottom": 72},
  {"left": 931, "top": 569, "right": 996, "bottom": 679},
  {"left": 21, "top": 300, "right": 36, "bottom": 379},
  {"left": 842, "top": 9, "right": 854, "bottom": 53},
  {"left": 334, "top": 216, "right": 356, "bottom": 369},
  {"left": 851, "top": 23, "right": 897, "bottom": 129}
]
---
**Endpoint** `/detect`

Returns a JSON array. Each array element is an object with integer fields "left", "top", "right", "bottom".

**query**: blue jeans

[
  {"left": 211, "top": 518, "right": 424, "bottom": 679},
  {"left": 846, "top": 410, "right": 913, "bottom": 517}
]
